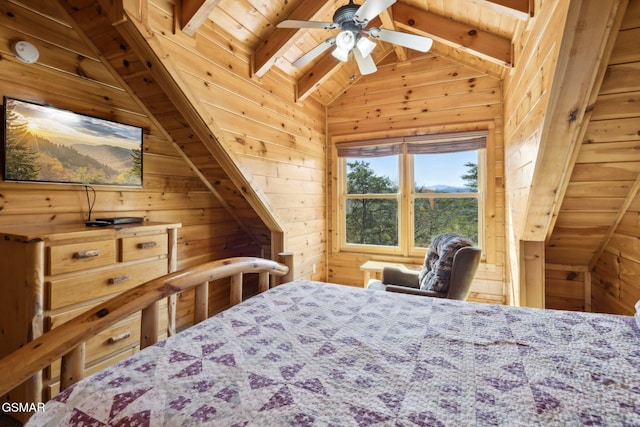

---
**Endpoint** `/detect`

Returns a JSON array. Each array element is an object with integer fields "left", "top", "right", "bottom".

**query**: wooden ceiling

[
  {"left": 181, "top": 0, "right": 531, "bottom": 103},
  {"left": 546, "top": 1, "right": 640, "bottom": 267}
]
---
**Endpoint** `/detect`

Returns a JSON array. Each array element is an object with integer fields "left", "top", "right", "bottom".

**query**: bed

[{"left": 2, "top": 258, "right": 640, "bottom": 426}]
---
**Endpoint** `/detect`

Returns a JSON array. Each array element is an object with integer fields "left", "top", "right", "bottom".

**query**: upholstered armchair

[{"left": 367, "top": 234, "right": 481, "bottom": 300}]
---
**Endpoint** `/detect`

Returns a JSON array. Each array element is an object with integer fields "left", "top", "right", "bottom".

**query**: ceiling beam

[
  {"left": 392, "top": 2, "right": 513, "bottom": 66},
  {"left": 520, "top": 0, "right": 628, "bottom": 242},
  {"left": 486, "top": 0, "right": 534, "bottom": 18},
  {"left": 296, "top": 55, "right": 341, "bottom": 102},
  {"left": 253, "top": 0, "right": 328, "bottom": 77},
  {"left": 180, "top": 0, "right": 221, "bottom": 37},
  {"left": 378, "top": 9, "right": 407, "bottom": 62},
  {"left": 297, "top": 44, "right": 395, "bottom": 103}
]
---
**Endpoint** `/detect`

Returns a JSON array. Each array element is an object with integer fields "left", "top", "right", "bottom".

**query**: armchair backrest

[{"left": 446, "top": 246, "right": 482, "bottom": 300}]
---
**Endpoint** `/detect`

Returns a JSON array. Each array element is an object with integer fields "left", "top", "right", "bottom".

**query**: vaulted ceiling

[{"left": 182, "top": 0, "right": 532, "bottom": 103}]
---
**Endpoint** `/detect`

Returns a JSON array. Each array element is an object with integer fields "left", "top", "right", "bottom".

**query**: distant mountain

[
  {"left": 73, "top": 144, "right": 133, "bottom": 172},
  {"left": 424, "top": 185, "right": 470, "bottom": 193}
]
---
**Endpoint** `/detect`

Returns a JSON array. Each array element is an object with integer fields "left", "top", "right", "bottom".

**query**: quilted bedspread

[{"left": 28, "top": 280, "right": 640, "bottom": 426}]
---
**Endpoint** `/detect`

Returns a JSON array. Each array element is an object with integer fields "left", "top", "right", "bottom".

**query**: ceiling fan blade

[
  {"left": 367, "top": 27, "right": 433, "bottom": 52},
  {"left": 353, "top": 49, "right": 377, "bottom": 75},
  {"left": 354, "top": 0, "right": 396, "bottom": 24},
  {"left": 277, "top": 20, "right": 338, "bottom": 30},
  {"left": 291, "top": 37, "right": 337, "bottom": 67}
]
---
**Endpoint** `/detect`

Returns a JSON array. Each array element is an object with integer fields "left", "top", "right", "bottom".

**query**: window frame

[
  {"left": 340, "top": 153, "right": 404, "bottom": 255},
  {"left": 337, "top": 135, "right": 486, "bottom": 256},
  {"left": 408, "top": 149, "right": 485, "bottom": 256}
]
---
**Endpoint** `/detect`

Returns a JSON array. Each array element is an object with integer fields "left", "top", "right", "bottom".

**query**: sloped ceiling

[
  {"left": 546, "top": 0, "right": 640, "bottom": 267},
  {"left": 184, "top": 0, "right": 531, "bottom": 103},
  {"left": 53, "top": 0, "right": 639, "bottom": 277}
]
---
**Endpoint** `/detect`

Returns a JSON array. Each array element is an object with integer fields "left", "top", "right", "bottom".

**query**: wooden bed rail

[{"left": 0, "top": 257, "right": 290, "bottom": 398}]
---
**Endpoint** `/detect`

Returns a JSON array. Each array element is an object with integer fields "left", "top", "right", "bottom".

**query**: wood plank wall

[
  {"left": 326, "top": 54, "right": 506, "bottom": 304},
  {"left": 502, "top": 0, "right": 570, "bottom": 305},
  {"left": 0, "top": 1, "right": 261, "bottom": 323},
  {"left": 590, "top": 0, "right": 640, "bottom": 316},
  {"left": 138, "top": 0, "right": 328, "bottom": 281}
]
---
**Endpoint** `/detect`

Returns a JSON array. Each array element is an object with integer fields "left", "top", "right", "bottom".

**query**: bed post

[
  {"left": 230, "top": 273, "right": 243, "bottom": 306},
  {"left": 60, "top": 343, "right": 85, "bottom": 391},
  {"left": 141, "top": 301, "right": 159, "bottom": 349},
  {"left": 279, "top": 252, "right": 295, "bottom": 284},
  {"left": 194, "top": 281, "right": 210, "bottom": 323},
  {"left": 258, "top": 271, "right": 269, "bottom": 292}
]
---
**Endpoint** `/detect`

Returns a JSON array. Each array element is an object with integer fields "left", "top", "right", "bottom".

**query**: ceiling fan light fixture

[
  {"left": 335, "top": 31, "right": 355, "bottom": 51},
  {"left": 332, "top": 46, "right": 350, "bottom": 62},
  {"left": 356, "top": 36, "right": 376, "bottom": 57},
  {"left": 333, "top": 30, "right": 356, "bottom": 62}
]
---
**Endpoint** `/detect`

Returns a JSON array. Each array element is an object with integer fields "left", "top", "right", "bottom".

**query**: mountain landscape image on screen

[{"left": 3, "top": 98, "right": 142, "bottom": 186}]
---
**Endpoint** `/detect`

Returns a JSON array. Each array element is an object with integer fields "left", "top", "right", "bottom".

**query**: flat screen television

[{"left": 2, "top": 97, "right": 143, "bottom": 187}]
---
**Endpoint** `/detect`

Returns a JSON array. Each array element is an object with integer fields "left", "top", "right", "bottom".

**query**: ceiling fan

[{"left": 277, "top": 0, "right": 433, "bottom": 75}]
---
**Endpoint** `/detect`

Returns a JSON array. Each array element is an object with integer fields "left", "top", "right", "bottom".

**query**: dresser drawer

[
  {"left": 120, "top": 234, "right": 168, "bottom": 262},
  {"left": 46, "top": 347, "right": 138, "bottom": 400},
  {"left": 47, "top": 299, "right": 169, "bottom": 380},
  {"left": 48, "top": 314, "right": 141, "bottom": 379},
  {"left": 48, "top": 239, "right": 116, "bottom": 275},
  {"left": 47, "top": 258, "right": 169, "bottom": 310},
  {"left": 47, "top": 299, "right": 170, "bottom": 335}
]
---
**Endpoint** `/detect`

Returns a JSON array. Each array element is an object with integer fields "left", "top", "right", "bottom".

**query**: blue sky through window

[{"left": 350, "top": 151, "right": 477, "bottom": 190}]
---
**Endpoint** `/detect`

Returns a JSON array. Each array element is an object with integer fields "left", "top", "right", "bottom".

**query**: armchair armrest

[
  {"left": 385, "top": 285, "right": 448, "bottom": 298},
  {"left": 382, "top": 267, "right": 420, "bottom": 288}
]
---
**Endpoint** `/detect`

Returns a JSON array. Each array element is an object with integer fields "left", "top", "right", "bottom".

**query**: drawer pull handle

[
  {"left": 74, "top": 249, "right": 100, "bottom": 259},
  {"left": 108, "top": 331, "right": 131, "bottom": 344},
  {"left": 108, "top": 275, "right": 131, "bottom": 285},
  {"left": 137, "top": 242, "right": 158, "bottom": 249}
]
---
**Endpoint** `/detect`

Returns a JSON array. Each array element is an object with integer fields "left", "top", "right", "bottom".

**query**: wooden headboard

[{"left": 0, "top": 256, "right": 291, "bottom": 399}]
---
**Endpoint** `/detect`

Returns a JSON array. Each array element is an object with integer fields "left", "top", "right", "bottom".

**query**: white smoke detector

[{"left": 11, "top": 40, "right": 39, "bottom": 64}]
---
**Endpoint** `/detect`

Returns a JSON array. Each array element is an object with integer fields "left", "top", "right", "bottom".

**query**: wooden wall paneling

[
  {"left": 0, "top": 0, "right": 274, "bottom": 345},
  {"left": 0, "top": 0, "right": 272, "bottom": 412},
  {"left": 546, "top": 0, "right": 640, "bottom": 316},
  {"left": 157, "top": 26, "right": 325, "bottom": 138},
  {"left": 198, "top": 18, "right": 322, "bottom": 116},
  {"left": 327, "top": 54, "right": 506, "bottom": 305},
  {"left": 585, "top": 117, "right": 640, "bottom": 142},
  {"left": 520, "top": 240, "right": 544, "bottom": 308},
  {"left": 590, "top": 91, "right": 640, "bottom": 121},
  {"left": 545, "top": 265, "right": 586, "bottom": 311},
  {"left": 0, "top": 1, "right": 97, "bottom": 60},
  {"left": 541, "top": 0, "right": 630, "bottom": 261},
  {"left": 591, "top": 245, "right": 638, "bottom": 315},
  {"left": 329, "top": 89, "right": 502, "bottom": 125},
  {"left": 591, "top": 278, "right": 631, "bottom": 315},
  {"left": 329, "top": 105, "right": 502, "bottom": 136},
  {"left": 504, "top": 0, "right": 628, "bottom": 308},
  {"left": 617, "top": 208, "right": 640, "bottom": 236},
  {"left": 127, "top": 0, "right": 327, "bottom": 280},
  {"left": 331, "top": 75, "right": 495, "bottom": 113},
  {"left": 200, "top": 107, "right": 324, "bottom": 161},
  {"left": 484, "top": 127, "right": 499, "bottom": 266},
  {"left": 0, "top": 60, "right": 141, "bottom": 122},
  {"left": 576, "top": 140, "right": 640, "bottom": 164},
  {"left": 571, "top": 162, "right": 640, "bottom": 182},
  {"left": 503, "top": 3, "right": 564, "bottom": 143},
  {"left": 87, "top": 0, "right": 273, "bottom": 247},
  {"left": 609, "top": 26, "right": 640, "bottom": 64},
  {"left": 599, "top": 63, "right": 640, "bottom": 96}
]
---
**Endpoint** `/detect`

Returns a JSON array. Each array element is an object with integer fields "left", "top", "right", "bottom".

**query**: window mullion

[{"left": 400, "top": 147, "right": 411, "bottom": 256}]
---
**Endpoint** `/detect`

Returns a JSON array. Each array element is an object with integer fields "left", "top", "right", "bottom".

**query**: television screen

[{"left": 2, "top": 97, "right": 143, "bottom": 187}]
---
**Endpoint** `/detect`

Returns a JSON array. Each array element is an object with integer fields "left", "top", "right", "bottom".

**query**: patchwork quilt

[{"left": 28, "top": 281, "right": 640, "bottom": 426}]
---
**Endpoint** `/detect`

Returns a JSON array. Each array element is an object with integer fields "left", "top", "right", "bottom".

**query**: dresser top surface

[{"left": 0, "top": 222, "right": 182, "bottom": 243}]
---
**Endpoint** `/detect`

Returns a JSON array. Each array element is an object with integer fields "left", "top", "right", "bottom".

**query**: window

[
  {"left": 337, "top": 132, "right": 485, "bottom": 255},
  {"left": 345, "top": 156, "right": 399, "bottom": 246}
]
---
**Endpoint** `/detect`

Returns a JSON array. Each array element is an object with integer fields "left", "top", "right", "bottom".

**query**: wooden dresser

[{"left": 0, "top": 222, "right": 181, "bottom": 409}]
